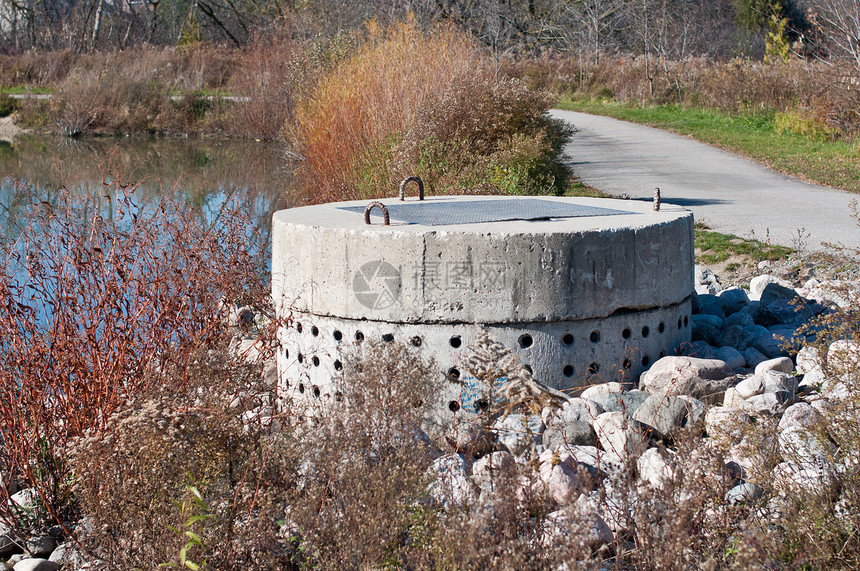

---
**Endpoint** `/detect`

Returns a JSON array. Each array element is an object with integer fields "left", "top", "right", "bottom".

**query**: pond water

[{"left": 0, "top": 134, "right": 294, "bottom": 240}]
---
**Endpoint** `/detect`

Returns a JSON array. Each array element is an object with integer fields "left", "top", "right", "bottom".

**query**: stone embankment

[
  {"left": 1, "top": 265, "right": 857, "bottom": 567},
  {"left": 425, "top": 264, "right": 858, "bottom": 554}
]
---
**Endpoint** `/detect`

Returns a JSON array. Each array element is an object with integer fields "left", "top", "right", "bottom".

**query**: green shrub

[{"left": 0, "top": 93, "right": 20, "bottom": 117}]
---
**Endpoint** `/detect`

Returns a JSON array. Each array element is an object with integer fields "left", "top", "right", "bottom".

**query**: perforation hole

[
  {"left": 333, "top": 330, "right": 343, "bottom": 341},
  {"left": 588, "top": 362, "right": 600, "bottom": 374},
  {"left": 296, "top": 323, "right": 302, "bottom": 333},
  {"left": 519, "top": 334, "right": 533, "bottom": 349},
  {"left": 622, "top": 327, "right": 632, "bottom": 339},
  {"left": 641, "top": 355, "right": 650, "bottom": 367},
  {"left": 298, "top": 383, "right": 305, "bottom": 394},
  {"left": 684, "top": 316, "right": 689, "bottom": 327},
  {"left": 562, "top": 333, "right": 574, "bottom": 346},
  {"left": 623, "top": 358, "right": 631, "bottom": 371},
  {"left": 447, "top": 367, "right": 461, "bottom": 381},
  {"left": 448, "top": 401, "right": 461, "bottom": 413},
  {"left": 284, "top": 349, "right": 289, "bottom": 359},
  {"left": 312, "top": 386, "right": 321, "bottom": 398},
  {"left": 449, "top": 336, "right": 462, "bottom": 348},
  {"left": 590, "top": 331, "right": 600, "bottom": 343},
  {"left": 355, "top": 331, "right": 364, "bottom": 342},
  {"left": 659, "top": 350, "right": 666, "bottom": 358},
  {"left": 312, "top": 356, "right": 320, "bottom": 367},
  {"left": 642, "top": 326, "right": 650, "bottom": 338},
  {"left": 311, "top": 326, "right": 319, "bottom": 336},
  {"left": 297, "top": 353, "right": 303, "bottom": 364},
  {"left": 678, "top": 318, "right": 683, "bottom": 330},
  {"left": 523, "top": 364, "right": 533, "bottom": 374},
  {"left": 334, "top": 360, "right": 343, "bottom": 371},
  {"left": 476, "top": 399, "right": 489, "bottom": 412},
  {"left": 411, "top": 336, "right": 422, "bottom": 347},
  {"left": 563, "top": 365, "right": 574, "bottom": 377},
  {"left": 382, "top": 333, "right": 394, "bottom": 342},
  {"left": 658, "top": 322, "right": 666, "bottom": 333}
]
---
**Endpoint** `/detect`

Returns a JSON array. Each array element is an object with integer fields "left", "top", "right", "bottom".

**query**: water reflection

[{"left": 0, "top": 134, "right": 294, "bottom": 241}]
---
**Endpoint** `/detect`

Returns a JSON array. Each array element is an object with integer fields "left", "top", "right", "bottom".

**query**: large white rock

[
  {"left": 705, "top": 407, "right": 751, "bottom": 439},
  {"left": 755, "top": 357, "right": 794, "bottom": 375},
  {"left": 540, "top": 508, "right": 613, "bottom": 551},
  {"left": 536, "top": 456, "right": 586, "bottom": 505},
  {"left": 639, "top": 356, "right": 734, "bottom": 399},
  {"left": 795, "top": 346, "right": 822, "bottom": 375},
  {"left": 555, "top": 397, "right": 604, "bottom": 426},
  {"left": 13, "top": 560, "right": 61, "bottom": 571},
  {"left": 493, "top": 413, "right": 544, "bottom": 457},
  {"left": 637, "top": 447, "right": 675, "bottom": 489},
  {"left": 593, "top": 412, "right": 649, "bottom": 461},
  {"left": 428, "top": 454, "right": 476, "bottom": 507},
  {"left": 734, "top": 375, "right": 765, "bottom": 399},
  {"left": 827, "top": 340, "right": 860, "bottom": 377}
]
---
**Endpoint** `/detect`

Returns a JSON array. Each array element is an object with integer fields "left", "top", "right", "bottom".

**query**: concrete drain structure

[{"left": 272, "top": 194, "right": 693, "bottom": 417}]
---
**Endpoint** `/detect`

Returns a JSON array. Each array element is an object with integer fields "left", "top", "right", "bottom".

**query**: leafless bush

[
  {"left": 0, "top": 158, "right": 270, "bottom": 531},
  {"left": 227, "top": 23, "right": 310, "bottom": 140}
]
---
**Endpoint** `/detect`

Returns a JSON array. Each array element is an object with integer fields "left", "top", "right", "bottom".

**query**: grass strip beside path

[{"left": 556, "top": 97, "right": 860, "bottom": 194}]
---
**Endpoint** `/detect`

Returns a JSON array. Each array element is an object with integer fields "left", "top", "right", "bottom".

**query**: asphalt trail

[{"left": 552, "top": 109, "right": 860, "bottom": 251}]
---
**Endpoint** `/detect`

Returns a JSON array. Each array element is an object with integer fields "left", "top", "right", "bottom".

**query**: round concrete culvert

[{"left": 273, "top": 194, "right": 693, "bottom": 415}]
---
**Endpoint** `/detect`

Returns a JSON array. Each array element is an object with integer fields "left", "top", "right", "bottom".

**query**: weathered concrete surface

[
  {"left": 273, "top": 195, "right": 694, "bottom": 413},
  {"left": 273, "top": 195, "right": 693, "bottom": 324},
  {"left": 552, "top": 109, "right": 860, "bottom": 251}
]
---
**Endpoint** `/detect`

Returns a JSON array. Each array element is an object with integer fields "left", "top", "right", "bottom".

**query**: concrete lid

[
  {"left": 272, "top": 195, "right": 694, "bottom": 324},
  {"left": 273, "top": 195, "right": 690, "bottom": 234}
]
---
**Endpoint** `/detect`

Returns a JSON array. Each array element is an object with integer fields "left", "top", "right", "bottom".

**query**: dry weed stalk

[
  {"left": 0, "top": 161, "right": 270, "bottom": 528},
  {"left": 464, "top": 328, "right": 569, "bottom": 421}
]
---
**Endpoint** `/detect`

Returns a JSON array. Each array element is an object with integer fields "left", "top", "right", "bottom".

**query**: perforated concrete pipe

[{"left": 272, "top": 195, "right": 694, "bottom": 417}]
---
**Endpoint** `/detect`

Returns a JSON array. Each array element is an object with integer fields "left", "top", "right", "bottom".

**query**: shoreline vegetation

[{"left": 3, "top": 2, "right": 860, "bottom": 569}]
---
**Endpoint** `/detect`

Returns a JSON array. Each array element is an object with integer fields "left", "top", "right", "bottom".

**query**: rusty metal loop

[
  {"left": 364, "top": 201, "right": 390, "bottom": 225},
  {"left": 399, "top": 176, "right": 425, "bottom": 201}
]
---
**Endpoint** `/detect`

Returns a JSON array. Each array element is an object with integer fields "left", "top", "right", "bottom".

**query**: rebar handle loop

[
  {"left": 364, "top": 201, "right": 390, "bottom": 225},
  {"left": 399, "top": 176, "right": 425, "bottom": 201}
]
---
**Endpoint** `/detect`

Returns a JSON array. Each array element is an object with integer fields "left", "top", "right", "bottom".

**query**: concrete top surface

[
  {"left": 551, "top": 109, "right": 860, "bottom": 251},
  {"left": 273, "top": 194, "right": 691, "bottom": 234},
  {"left": 272, "top": 195, "right": 694, "bottom": 323}
]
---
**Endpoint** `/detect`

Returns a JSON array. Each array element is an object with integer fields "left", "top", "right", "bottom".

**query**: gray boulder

[
  {"left": 555, "top": 397, "right": 603, "bottom": 426},
  {"left": 692, "top": 314, "right": 723, "bottom": 345},
  {"left": 715, "top": 346, "right": 746, "bottom": 369},
  {"left": 705, "top": 406, "right": 750, "bottom": 439},
  {"left": 543, "top": 420, "right": 597, "bottom": 449},
  {"left": 723, "top": 310, "right": 755, "bottom": 331},
  {"left": 756, "top": 283, "right": 814, "bottom": 327},
  {"left": 679, "top": 340, "right": 717, "bottom": 360},
  {"left": 639, "top": 356, "right": 735, "bottom": 401},
  {"left": 755, "top": 357, "right": 794, "bottom": 375},
  {"left": 742, "top": 347, "right": 769, "bottom": 369},
  {"left": 493, "top": 414, "right": 544, "bottom": 457},
  {"left": 718, "top": 287, "right": 751, "bottom": 316},
  {"left": 632, "top": 394, "right": 702, "bottom": 440},
  {"left": 750, "top": 275, "right": 792, "bottom": 298},
  {"left": 594, "top": 412, "right": 650, "bottom": 461},
  {"left": 740, "top": 391, "right": 793, "bottom": 416}
]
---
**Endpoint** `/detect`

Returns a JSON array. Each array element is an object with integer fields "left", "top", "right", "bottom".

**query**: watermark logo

[{"left": 353, "top": 260, "right": 402, "bottom": 309}]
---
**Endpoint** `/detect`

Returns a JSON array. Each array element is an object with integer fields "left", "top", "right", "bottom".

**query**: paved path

[{"left": 552, "top": 109, "right": 860, "bottom": 251}]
